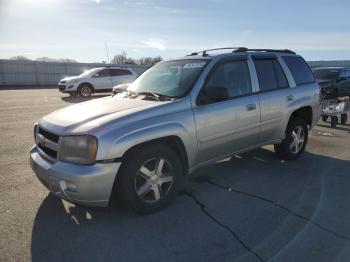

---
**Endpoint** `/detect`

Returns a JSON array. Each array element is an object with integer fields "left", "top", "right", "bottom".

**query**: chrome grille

[{"left": 36, "top": 126, "right": 60, "bottom": 162}]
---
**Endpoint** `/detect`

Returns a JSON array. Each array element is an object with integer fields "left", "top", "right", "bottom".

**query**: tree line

[
  {"left": 9, "top": 51, "right": 163, "bottom": 66},
  {"left": 109, "top": 51, "right": 162, "bottom": 65}
]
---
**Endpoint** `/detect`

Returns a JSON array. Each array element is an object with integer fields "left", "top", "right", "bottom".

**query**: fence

[
  {"left": 308, "top": 60, "right": 350, "bottom": 68},
  {"left": 1, "top": 59, "right": 350, "bottom": 86},
  {"left": 0, "top": 59, "right": 148, "bottom": 86}
]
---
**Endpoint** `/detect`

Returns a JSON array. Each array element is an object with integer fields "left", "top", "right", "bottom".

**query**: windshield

[
  {"left": 128, "top": 59, "right": 208, "bottom": 97},
  {"left": 79, "top": 68, "right": 101, "bottom": 77},
  {"left": 313, "top": 69, "right": 340, "bottom": 81}
]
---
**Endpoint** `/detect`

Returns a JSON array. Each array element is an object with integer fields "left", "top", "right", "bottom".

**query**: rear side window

[
  {"left": 283, "top": 56, "right": 315, "bottom": 85},
  {"left": 254, "top": 60, "right": 278, "bottom": 91},
  {"left": 254, "top": 59, "right": 289, "bottom": 91},
  {"left": 110, "top": 69, "right": 132, "bottom": 76}
]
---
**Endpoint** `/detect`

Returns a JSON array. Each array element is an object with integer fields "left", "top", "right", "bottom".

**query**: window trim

[
  {"left": 196, "top": 55, "right": 255, "bottom": 106},
  {"left": 272, "top": 60, "right": 290, "bottom": 89}
]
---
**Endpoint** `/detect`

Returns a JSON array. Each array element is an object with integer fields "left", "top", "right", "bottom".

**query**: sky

[{"left": 0, "top": 0, "right": 350, "bottom": 62}]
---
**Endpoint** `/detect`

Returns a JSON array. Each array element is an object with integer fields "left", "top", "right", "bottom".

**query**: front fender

[{"left": 99, "top": 122, "right": 197, "bottom": 168}]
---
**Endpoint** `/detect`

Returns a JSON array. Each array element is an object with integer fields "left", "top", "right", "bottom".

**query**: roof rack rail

[
  {"left": 189, "top": 47, "right": 245, "bottom": 57},
  {"left": 233, "top": 48, "right": 296, "bottom": 54}
]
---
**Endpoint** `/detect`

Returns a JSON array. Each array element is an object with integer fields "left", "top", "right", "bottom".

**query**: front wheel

[
  {"left": 274, "top": 117, "right": 308, "bottom": 161},
  {"left": 117, "top": 144, "right": 183, "bottom": 214},
  {"left": 78, "top": 85, "right": 93, "bottom": 97}
]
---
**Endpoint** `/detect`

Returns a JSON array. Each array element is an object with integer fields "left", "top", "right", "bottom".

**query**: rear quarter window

[{"left": 282, "top": 56, "right": 315, "bottom": 86}]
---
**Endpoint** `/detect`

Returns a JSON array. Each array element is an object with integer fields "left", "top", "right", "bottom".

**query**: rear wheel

[
  {"left": 274, "top": 117, "right": 308, "bottom": 161},
  {"left": 341, "top": 114, "right": 348, "bottom": 124},
  {"left": 331, "top": 116, "right": 338, "bottom": 128},
  {"left": 117, "top": 144, "right": 183, "bottom": 214},
  {"left": 78, "top": 84, "right": 93, "bottom": 97}
]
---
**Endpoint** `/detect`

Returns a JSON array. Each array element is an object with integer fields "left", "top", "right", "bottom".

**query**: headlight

[{"left": 59, "top": 135, "right": 98, "bottom": 165}]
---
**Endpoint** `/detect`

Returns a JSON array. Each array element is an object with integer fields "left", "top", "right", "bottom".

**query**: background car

[
  {"left": 312, "top": 67, "right": 350, "bottom": 99},
  {"left": 58, "top": 67, "right": 138, "bottom": 97}
]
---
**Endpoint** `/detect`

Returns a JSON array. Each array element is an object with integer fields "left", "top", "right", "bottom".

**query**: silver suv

[
  {"left": 30, "top": 48, "right": 321, "bottom": 213},
  {"left": 58, "top": 67, "right": 138, "bottom": 97}
]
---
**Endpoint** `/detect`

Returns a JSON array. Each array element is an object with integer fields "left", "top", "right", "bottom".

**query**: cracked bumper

[{"left": 30, "top": 146, "right": 121, "bottom": 207}]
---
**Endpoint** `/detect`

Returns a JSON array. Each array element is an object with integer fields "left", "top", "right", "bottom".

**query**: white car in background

[{"left": 58, "top": 67, "right": 138, "bottom": 97}]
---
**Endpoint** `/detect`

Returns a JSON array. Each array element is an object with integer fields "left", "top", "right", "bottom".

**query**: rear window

[{"left": 282, "top": 56, "right": 315, "bottom": 85}]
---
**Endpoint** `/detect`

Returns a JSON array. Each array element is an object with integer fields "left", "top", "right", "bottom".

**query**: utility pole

[{"left": 105, "top": 41, "right": 110, "bottom": 64}]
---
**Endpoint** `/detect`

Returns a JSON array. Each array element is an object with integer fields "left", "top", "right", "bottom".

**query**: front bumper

[
  {"left": 58, "top": 83, "right": 76, "bottom": 93},
  {"left": 30, "top": 146, "right": 121, "bottom": 207}
]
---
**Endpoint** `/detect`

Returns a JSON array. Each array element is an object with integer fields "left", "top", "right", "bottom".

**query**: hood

[
  {"left": 60, "top": 76, "right": 82, "bottom": 83},
  {"left": 40, "top": 96, "right": 164, "bottom": 134}
]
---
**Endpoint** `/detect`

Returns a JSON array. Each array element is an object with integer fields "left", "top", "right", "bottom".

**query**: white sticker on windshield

[{"left": 183, "top": 62, "right": 206, "bottom": 68}]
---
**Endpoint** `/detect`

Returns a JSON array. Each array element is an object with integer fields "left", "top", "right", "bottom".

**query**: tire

[
  {"left": 274, "top": 117, "right": 308, "bottom": 161},
  {"left": 322, "top": 115, "right": 328, "bottom": 122},
  {"left": 78, "top": 84, "right": 93, "bottom": 97},
  {"left": 341, "top": 114, "right": 348, "bottom": 125},
  {"left": 331, "top": 116, "right": 338, "bottom": 128},
  {"left": 117, "top": 144, "right": 183, "bottom": 214}
]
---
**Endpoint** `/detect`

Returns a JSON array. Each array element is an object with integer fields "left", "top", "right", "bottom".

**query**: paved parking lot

[{"left": 1, "top": 88, "right": 350, "bottom": 262}]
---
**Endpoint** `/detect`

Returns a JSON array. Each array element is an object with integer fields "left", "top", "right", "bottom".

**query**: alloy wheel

[
  {"left": 135, "top": 157, "right": 174, "bottom": 203},
  {"left": 290, "top": 125, "right": 305, "bottom": 154},
  {"left": 80, "top": 86, "right": 91, "bottom": 97}
]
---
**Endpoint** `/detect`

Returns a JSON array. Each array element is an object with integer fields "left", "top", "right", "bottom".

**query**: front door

[
  {"left": 192, "top": 58, "right": 260, "bottom": 164},
  {"left": 90, "top": 69, "right": 113, "bottom": 90}
]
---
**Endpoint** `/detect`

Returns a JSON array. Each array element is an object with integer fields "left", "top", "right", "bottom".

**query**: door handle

[
  {"left": 286, "top": 95, "right": 294, "bottom": 102},
  {"left": 246, "top": 104, "right": 256, "bottom": 111}
]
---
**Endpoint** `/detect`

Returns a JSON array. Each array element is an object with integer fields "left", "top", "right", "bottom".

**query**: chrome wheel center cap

[{"left": 150, "top": 175, "right": 160, "bottom": 185}]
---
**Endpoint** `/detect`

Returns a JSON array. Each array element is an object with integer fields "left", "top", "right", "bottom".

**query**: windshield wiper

[{"left": 136, "top": 91, "right": 175, "bottom": 101}]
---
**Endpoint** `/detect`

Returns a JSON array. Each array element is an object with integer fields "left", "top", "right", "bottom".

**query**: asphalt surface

[{"left": 1, "top": 89, "right": 350, "bottom": 262}]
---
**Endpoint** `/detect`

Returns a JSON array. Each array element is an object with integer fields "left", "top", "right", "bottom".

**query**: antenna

[{"left": 105, "top": 41, "right": 110, "bottom": 63}]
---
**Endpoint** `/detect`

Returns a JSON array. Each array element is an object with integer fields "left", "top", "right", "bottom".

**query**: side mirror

[
  {"left": 93, "top": 73, "right": 100, "bottom": 78},
  {"left": 199, "top": 86, "right": 229, "bottom": 105}
]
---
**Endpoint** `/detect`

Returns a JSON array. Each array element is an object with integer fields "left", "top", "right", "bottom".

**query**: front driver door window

[{"left": 192, "top": 58, "right": 260, "bottom": 163}]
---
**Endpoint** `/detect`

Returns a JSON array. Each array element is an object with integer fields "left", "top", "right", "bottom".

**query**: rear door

[
  {"left": 193, "top": 56, "right": 260, "bottom": 163},
  {"left": 253, "top": 55, "right": 292, "bottom": 143}
]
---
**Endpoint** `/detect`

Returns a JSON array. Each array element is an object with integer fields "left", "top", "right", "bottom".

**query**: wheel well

[
  {"left": 122, "top": 136, "right": 189, "bottom": 175},
  {"left": 78, "top": 82, "right": 94, "bottom": 92},
  {"left": 290, "top": 106, "right": 313, "bottom": 127}
]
